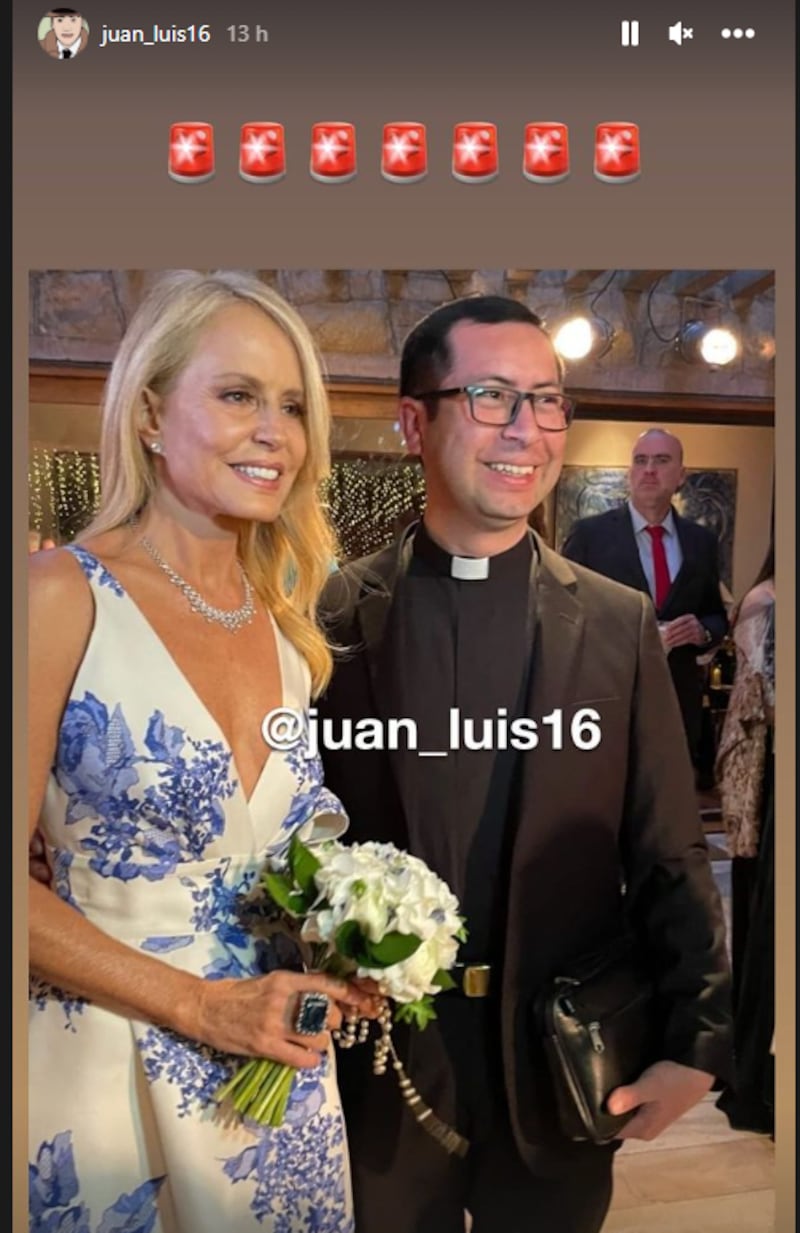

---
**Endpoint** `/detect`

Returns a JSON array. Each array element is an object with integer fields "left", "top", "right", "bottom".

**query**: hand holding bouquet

[{"left": 215, "top": 832, "right": 466, "bottom": 1149}]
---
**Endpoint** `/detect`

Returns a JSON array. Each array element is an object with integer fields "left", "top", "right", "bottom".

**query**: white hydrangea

[
  {"left": 303, "top": 840, "right": 463, "bottom": 1004},
  {"left": 359, "top": 933, "right": 461, "bottom": 1002}
]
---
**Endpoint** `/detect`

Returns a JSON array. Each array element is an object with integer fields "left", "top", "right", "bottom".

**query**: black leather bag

[{"left": 535, "top": 936, "right": 658, "bottom": 1145}]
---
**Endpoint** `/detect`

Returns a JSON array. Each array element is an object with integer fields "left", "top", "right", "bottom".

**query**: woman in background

[{"left": 714, "top": 538, "right": 775, "bottom": 1135}]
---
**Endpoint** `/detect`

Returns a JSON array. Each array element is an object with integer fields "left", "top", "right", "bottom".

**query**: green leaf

[
  {"left": 395, "top": 996, "right": 437, "bottom": 1030},
  {"left": 263, "top": 872, "right": 308, "bottom": 917},
  {"left": 432, "top": 969, "right": 456, "bottom": 991},
  {"left": 288, "top": 833, "right": 321, "bottom": 898},
  {"left": 334, "top": 919, "right": 369, "bottom": 962},
  {"left": 262, "top": 872, "right": 295, "bottom": 910},
  {"left": 362, "top": 931, "right": 422, "bottom": 968}
]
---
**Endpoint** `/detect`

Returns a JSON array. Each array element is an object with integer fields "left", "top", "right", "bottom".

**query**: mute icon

[{"left": 668, "top": 21, "right": 693, "bottom": 44}]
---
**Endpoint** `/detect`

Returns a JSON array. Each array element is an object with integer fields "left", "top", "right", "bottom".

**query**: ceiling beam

[
  {"left": 675, "top": 271, "right": 731, "bottom": 297},
  {"left": 732, "top": 272, "right": 776, "bottom": 310},
  {"left": 569, "top": 388, "right": 773, "bottom": 426},
  {"left": 564, "top": 270, "right": 609, "bottom": 293},
  {"left": 621, "top": 271, "right": 672, "bottom": 294}
]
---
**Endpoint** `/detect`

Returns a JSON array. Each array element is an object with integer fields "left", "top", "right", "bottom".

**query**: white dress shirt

[{"left": 628, "top": 500, "right": 683, "bottom": 604}]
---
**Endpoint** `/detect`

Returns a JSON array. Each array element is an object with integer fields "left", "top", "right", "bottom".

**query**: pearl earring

[{"left": 149, "top": 441, "right": 163, "bottom": 455}]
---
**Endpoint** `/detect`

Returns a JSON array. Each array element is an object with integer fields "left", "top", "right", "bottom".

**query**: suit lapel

[
  {"left": 353, "top": 531, "right": 419, "bottom": 840},
  {"left": 505, "top": 548, "right": 588, "bottom": 984},
  {"left": 613, "top": 506, "right": 651, "bottom": 594},
  {"left": 356, "top": 583, "right": 394, "bottom": 702},
  {"left": 524, "top": 546, "right": 586, "bottom": 726}
]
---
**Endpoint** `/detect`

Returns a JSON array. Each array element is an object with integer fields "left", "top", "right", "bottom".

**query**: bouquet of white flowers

[{"left": 214, "top": 832, "right": 467, "bottom": 1150}]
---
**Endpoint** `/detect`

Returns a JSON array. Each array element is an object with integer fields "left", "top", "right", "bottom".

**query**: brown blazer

[{"left": 318, "top": 528, "right": 733, "bottom": 1169}]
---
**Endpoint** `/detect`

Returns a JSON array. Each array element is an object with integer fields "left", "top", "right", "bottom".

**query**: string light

[
  {"left": 28, "top": 449, "right": 48, "bottom": 533},
  {"left": 322, "top": 459, "right": 427, "bottom": 560},
  {"left": 29, "top": 450, "right": 428, "bottom": 561}
]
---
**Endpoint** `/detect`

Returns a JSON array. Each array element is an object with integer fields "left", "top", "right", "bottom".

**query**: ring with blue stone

[{"left": 293, "top": 991, "right": 330, "bottom": 1036}]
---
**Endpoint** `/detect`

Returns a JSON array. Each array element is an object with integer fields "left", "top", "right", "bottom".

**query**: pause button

[{"left": 621, "top": 19, "right": 640, "bottom": 46}]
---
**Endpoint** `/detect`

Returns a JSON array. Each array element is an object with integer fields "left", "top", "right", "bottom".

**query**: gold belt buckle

[{"left": 462, "top": 964, "right": 491, "bottom": 998}]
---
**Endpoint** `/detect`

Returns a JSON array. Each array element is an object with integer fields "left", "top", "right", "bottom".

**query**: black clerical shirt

[{"left": 382, "top": 522, "right": 534, "bottom": 968}]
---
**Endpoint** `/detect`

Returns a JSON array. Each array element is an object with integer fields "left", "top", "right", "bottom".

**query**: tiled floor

[
  {"left": 465, "top": 1100, "right": 775, "bottom": 1233},
  {"left": 602, "top": 1093, "right": 775, "bottom": 1232}
]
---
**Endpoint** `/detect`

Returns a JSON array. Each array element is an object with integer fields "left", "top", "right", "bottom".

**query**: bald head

[{"left": 632, "top": 427, "right": 684, "bottom": 464}]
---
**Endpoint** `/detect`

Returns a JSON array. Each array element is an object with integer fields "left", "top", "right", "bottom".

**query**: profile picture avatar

[{"left": 38, "top": 8, "right": 89, "bottom": 59}]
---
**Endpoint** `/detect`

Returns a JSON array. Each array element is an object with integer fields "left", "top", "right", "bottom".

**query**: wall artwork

[{"left": 554, "top": 465, "right": 737, "bottom": 590}]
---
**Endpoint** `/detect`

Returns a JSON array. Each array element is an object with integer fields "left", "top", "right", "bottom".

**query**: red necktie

[{"left": 645, "top": 525, "right": 671, "bottom": 610}]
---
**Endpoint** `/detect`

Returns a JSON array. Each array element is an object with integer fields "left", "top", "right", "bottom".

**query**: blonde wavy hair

[{"left": 80, "top": 269, "right": 338, "bottom": 694}]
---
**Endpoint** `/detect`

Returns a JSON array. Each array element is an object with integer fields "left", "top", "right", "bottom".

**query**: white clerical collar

[
  {"left": 450, "top": 555, "right": 490, "bottom": 581},
  {"left": 410, "top": 520, "right": 533, "bottom": 581}
]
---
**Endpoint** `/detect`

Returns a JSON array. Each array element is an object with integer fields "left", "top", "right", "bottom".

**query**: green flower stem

[
  {"left": 215, "top": 1058, "right": 260, "bottom": 1106},
  {"left": 240, "top": 1060, "right": 271, "bottom": 1109},
  {"left": 231, "top": 1065, "right": 268, "bottom": 1111},
  {"left": 250, "top": 1063, "right": 295, "bottom": 1125},
  {"left": 215, "top": 1058, "right": 298, "bottom": 1126},
  {"left": 239, "top": 1063, "right": 273, "bottom": 1108},
  {"left": 249, "top": 1062, "right": 288, "bottom": 1118}
]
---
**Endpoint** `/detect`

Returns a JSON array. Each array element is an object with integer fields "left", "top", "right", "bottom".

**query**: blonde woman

[{"left": 28, "top": 271, "right": 373, "bottom": 1231}]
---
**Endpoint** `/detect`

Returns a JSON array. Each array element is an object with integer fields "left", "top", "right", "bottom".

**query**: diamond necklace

[{"left": 139, "top": 535, "right": 256, "bottom": 633}]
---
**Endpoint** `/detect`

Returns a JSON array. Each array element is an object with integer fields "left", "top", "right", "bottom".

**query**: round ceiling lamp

[
  {"left": 677, "top": 320, "right": 739, "bottom": 367},
  {"left": 552, "top": 314, "right": 614, "bottom": 361}
]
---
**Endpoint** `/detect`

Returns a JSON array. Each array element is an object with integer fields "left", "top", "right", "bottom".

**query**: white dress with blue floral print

[{"left": 29, "top": 546, "right": 354, "bottom": 1233}]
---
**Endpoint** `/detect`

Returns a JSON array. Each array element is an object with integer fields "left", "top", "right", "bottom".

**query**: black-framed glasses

[{"left": 412, "top": 384, "right": 575, "bottom": 431}]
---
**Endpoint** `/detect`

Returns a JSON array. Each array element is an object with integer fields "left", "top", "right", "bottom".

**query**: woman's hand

[
  {"left": 29, "top": 829, "right": 51, "bottom": 887},
  {"left": 189, "top": 970, "right": 367, "bottom": 1067},
  {"left": 339, "top": 976, "right": 385, "bottom": 1020}
]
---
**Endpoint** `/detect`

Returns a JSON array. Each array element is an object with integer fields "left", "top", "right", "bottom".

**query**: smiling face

[
  {"left": 399, "top": 319, "right": 567, "bottom": 555},
  {"left": 142, "top": 303, "right": 308, "bottom": 527},
  {"left": 51, "top": 13, "right": 82, "bottom": 45}
]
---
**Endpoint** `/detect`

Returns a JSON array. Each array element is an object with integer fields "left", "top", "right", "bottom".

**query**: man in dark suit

[
  {"left": 318, "top": 298, "right": 732, "bottom": 1233},
  {"left": 560, "top": 429, "right": 728, "bottom": 769}
]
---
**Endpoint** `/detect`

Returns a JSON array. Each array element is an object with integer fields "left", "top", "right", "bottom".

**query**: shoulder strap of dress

[{"left": 64, "top": 544, "right": 127, "bottom": 600}]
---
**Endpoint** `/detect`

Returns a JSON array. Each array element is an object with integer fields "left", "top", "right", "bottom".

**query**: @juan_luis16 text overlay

[{"left": 261, "top": 707, "right": 604, "bottom": 758}]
